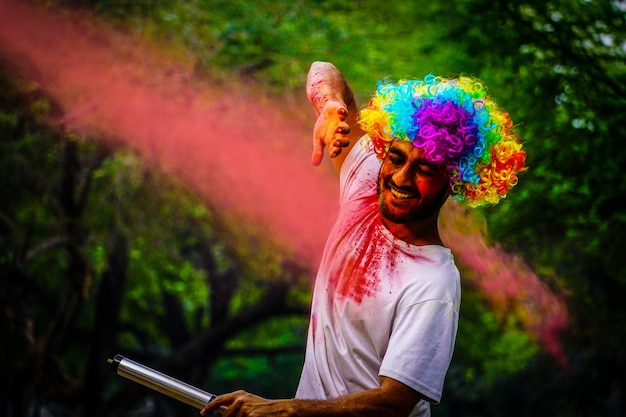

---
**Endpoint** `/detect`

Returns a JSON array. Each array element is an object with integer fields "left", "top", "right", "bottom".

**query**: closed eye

[
  {"left": 414, "top": 158, "right": 445, "bottom": 176},
  {"left": 387, "top": 148, "right": 406, "bottom": 166},
  {"left": 417, "top": 163, "right": 437, "bottom": 175},
  {"left": 389, "top": 155, "right": 404, "bottom": 166}
]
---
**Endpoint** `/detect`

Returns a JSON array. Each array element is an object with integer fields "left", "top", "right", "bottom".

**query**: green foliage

[
  {"left": 0, "top": 68, "right": 309, "bottom": 415},
  {"left": 452, "top": 287, "right": 540, "bottom": 391},
  {"left": 421, "top": 2, "right": 626, "bottom": 416},
  {"left": 58, "top": 0, "right": 178, "bottom": 18},
  {"left": 3, "top": 0, "right": 626, "bottom": 416},
  {"left": 208, "top": 315, "right": 308, "bottom": 397}
]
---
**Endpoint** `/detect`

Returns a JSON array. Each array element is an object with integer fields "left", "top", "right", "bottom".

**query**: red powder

[{"left": 334, "top": 213, "right": 387, "bottom": 304}]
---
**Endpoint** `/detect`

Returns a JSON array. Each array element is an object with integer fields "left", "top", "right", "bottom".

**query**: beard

[{"left": 377, "top": 178, "right": 448, "bottom": 224}]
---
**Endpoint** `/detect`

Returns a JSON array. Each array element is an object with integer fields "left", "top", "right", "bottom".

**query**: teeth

[{"left": 391, "top": 188, "right": 412, "bottom": 199}]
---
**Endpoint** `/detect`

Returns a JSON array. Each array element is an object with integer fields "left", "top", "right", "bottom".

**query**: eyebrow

[
  {"left": 417, "top": 158, "right": 443, "bottom": 171},
  {"left": 389, "top": 146, "right": 443, "bottom": 171},
  {"left": 388, "top": 147, "right": 405, "bottom": 158}
]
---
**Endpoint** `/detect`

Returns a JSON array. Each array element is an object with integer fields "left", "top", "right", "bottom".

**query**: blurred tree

[
  {"left": 3, "top": 0, "right": 626, "bottom": 416},
  {"left": 420, "top": 1, "right": 626, "bottom": 416},
  {"left": 0, "top": 72, "right": 310, "bottom": 417}
]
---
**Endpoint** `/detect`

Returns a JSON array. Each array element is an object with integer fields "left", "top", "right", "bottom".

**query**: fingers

[
  {"left": 328, "top": 138, "right": 350, "bottom": 158},
  {"left": 201, "top": 392, "right": 239, "bottom": 416},
  {"left": 325, "top": 124, "right": 350, "bottom": 160},
  {"left": 310, "top": 103, "right": 352, "bottom": 166},
  {"left": 311, "top": 130, "right": 350, "bottom": 166},
  {"left": 311, "top": 138, "right": 324, "bottom": 166},
  {"left": 201, "top": 391, "right": 274, "bottom": 417},
  {"left": 336, "top": 124, "right": 350, "bottom": 135}
]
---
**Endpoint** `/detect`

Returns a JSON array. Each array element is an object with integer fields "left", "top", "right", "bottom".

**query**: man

[{"left": 201, "top": 62, "right": 526, "bottom": 417}]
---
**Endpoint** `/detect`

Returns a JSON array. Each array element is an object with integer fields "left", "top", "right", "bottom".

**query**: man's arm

[
  {"left": 306, "top": 61, "right": 364, "bottom": 172},
  {"left": 200, "top": 376, "right": 423, "bottom": 417}
]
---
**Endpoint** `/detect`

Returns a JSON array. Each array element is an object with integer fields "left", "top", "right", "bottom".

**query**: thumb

[{"left": 311, "top": 135, "right": 325, "bottom": 166}]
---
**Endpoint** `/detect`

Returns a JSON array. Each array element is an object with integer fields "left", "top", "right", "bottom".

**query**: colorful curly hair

[{"left": 358, "top": 74, "right": 526, "bottom": 208}]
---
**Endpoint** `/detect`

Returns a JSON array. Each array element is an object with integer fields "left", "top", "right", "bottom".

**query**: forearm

[
  {"left": 306, "top": 61, "right": 356, "bottom": 116},
  {"left": 201, "top": 377, "right": 421, "bottom": 417},
  {"left": 285, "top": 386, "right": 418, "bottom": 417}
]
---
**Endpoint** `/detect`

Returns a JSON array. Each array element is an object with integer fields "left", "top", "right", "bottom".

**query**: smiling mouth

[{"left": 390, "top": 187, "right": 415, "bottom": 200}]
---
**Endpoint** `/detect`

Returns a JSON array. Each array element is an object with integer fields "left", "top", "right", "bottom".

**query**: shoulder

[
  {"left": 339, "top": 135, "right": 380, "bottom": 201},
  {"left": 397, "top": 246, "right": 461, "bottom": 305},
  {"left": 341, "top": 135, "right": 377, "bottom": 175}
]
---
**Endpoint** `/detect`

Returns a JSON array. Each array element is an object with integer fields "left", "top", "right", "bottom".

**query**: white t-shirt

[{"left": 295, "top": 136, "right": 461, "bottom": 417}]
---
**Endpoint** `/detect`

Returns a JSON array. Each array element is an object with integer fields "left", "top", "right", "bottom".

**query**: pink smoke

[
  {"left": 440, "top": 202, "right": 569, "bottom": 365},
  {"left": 0, "top": 0, "right": 568, "bottom": 362},
  {"left": 0, "top": 0, "right": 339, "bottom": 266}
]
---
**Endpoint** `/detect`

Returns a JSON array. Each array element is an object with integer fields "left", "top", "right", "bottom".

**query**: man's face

[{"left": 377, "top": 140, "right": 450, "bottom": 224}]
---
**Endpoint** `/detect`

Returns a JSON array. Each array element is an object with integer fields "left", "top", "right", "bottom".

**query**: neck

[{"left": 380, "top": 214, "right": 444, "bottom": 247}]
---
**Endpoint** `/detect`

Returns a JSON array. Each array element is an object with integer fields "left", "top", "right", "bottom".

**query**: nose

[{"left": 392, "top": 163, "right": 413, "bottom": 187}]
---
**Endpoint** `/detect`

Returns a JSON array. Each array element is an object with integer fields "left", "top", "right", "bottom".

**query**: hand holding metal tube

[{"left": 108, "top": 354, "right": 225, "bottom": 413}]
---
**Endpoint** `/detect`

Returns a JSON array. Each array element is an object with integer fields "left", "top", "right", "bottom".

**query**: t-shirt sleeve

[
  {"left": 339, "top": 135, "right": 380, "bottom": 206},
  {"left": 379, "top": 297, "right": 459, "bottom": 403}
]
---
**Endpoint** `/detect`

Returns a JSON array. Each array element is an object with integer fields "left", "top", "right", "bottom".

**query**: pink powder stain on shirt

[
  {"left": 330, "top": 195, "right": 401, "bottom": 304},
  {"left": 336, "top": 249, "right": 381, "bottom": 304}
]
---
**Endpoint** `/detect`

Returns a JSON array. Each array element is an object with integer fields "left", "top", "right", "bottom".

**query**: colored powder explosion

[
  {"left": 440, "top": 203, "right": 568, "bottom": 365},
  {"left": 0, "top": 0, "right": 567, "bottom": 362},
  {"left": 0, "top": 0, "right": 339, "bottom": 267}
]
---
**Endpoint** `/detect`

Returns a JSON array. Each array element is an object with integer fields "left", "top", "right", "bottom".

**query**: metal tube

[{"left": 108, "top": 354, "right": 216, "bottom": 410}]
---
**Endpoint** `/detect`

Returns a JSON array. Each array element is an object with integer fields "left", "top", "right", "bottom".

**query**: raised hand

[{"left": 311, "top": 99, "right": 351, "bottom": 166}]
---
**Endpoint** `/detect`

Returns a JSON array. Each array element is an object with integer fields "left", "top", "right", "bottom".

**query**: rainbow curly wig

[{"left": 358, "top": 74, "right": 526, "bottom": 208}]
